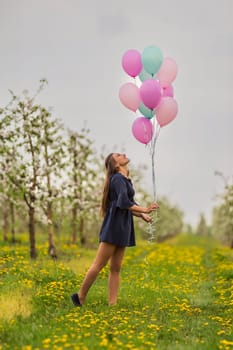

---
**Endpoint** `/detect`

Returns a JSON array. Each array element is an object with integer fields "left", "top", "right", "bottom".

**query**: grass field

[{"left": 0, "top": 234, "right": 232, "bottom": 350}]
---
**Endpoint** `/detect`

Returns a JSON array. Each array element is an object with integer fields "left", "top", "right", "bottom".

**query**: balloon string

[
  {"left": 146, "top": 121, "right": 160, "bottom": 242},
  {"left": 150, "top": 122, "right": 160, "bottom": 202}
]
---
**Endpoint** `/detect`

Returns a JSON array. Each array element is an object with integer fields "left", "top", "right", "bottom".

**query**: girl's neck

[{"left": 118, "top": 166, "right": 129, "bottom": 178}]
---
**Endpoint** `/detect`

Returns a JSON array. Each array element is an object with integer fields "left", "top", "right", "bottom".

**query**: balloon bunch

[
  {"left": 119, "top": 45, "right": 178, "bottom": 241},
  {"left": 119, "top": 45, "right": 178, "bottom": 145}
]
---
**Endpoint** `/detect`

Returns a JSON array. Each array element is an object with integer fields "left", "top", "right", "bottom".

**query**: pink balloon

[
  {"left": 162, "top": 85, "right": 174, "bottom": 97},
  {"left": 132, "top": 117, "right": 154, "bottom": 144},
  {"left": 157, "top": 57, "right": 178, "bottom": 87},
  {"left": 122, "top": 49, "right": 142, "bottom": 78},
  {"left": 140, "top": 79, "right": 161, "bottom": 110},
  {"left": 156, "top": 97, "right": 178, "bottom": 127},
  {"left": 119, "top": 83, "right": 140, "bottom": 112}
]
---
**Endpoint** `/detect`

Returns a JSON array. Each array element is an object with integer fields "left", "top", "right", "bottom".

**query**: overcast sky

[{"left": 0, "top": 0, "right": 232, "bottom": 226}]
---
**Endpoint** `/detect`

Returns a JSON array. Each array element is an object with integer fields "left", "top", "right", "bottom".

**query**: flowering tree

[
  {"left": 66, "top": 127, "right": 100, "bottom": 244},
  {"left": 7, "top": 90, "right": 44, "bottom": 258},
  {"left": 0, "top": 80, "right": 67, "bottom": 258},
  {"left": 37, "top": 107, "right": 66, "bottom": 258},
  {"left": 196, "top": 213, "right": 210, "bottom": 236},
  {"left": 0, "top": 108, "right": 21, "bottom": 241},
  {"left": 212, "top": 172, "right": 233, "bottom": 248}
]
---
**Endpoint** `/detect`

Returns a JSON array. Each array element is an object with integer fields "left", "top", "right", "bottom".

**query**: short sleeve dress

[{"left": 99, "top": 173, "right": 136, "bottom": 247}]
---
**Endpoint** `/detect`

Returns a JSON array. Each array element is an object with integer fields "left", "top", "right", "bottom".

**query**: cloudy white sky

[{"left": 0, "top": 0, "right": 232, "bottom": 226}]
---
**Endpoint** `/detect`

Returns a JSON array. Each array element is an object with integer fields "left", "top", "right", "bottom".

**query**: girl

[{"left": 71, "top": 153, "right": 159, "bottom": 306}]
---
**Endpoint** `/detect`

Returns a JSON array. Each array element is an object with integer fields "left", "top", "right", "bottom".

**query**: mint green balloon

[
  {"left": 142, "top": 45, "right": 163, "bottom": 76},
  {"left": 139, "top": 68, "right": 152, "bottom": 82},
  {"left": 138, "top": 102, "right": 155, "bottom": 119}
]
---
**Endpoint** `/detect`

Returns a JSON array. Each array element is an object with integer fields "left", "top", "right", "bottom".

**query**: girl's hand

[
  {"left": 141, "top": 213, "right": 152, "bottom": 223},
  {"left": 146, "top": 202, "right": 159, "bottom": 213}
]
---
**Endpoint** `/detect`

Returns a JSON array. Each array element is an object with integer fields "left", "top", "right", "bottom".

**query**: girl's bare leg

[
  {"left": 108, "top": 246, "right": 125, "bottom": 305},
  {"left": 78, "top": 242, "right": 116, "bottom": 304}
]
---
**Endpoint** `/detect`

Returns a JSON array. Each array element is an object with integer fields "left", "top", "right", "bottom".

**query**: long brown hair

[{"left": 101, "top": 153, "right": 119, "bottom": 216}]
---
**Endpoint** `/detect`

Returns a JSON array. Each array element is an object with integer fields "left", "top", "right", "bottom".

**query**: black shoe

[{"left": 71, "top": 293, "right": 82, "bottom": 307}]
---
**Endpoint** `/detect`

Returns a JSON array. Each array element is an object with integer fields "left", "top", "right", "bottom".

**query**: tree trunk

[
  {"left": 230, "top": 230, "right": 233, "bottom": 249},
  {"left": 3, "top": 205, "right": 9, "bottom": 241},
  {"left": 10, "top": 201, "right": 16, "bottom": 243},
  {"left": 47, "top": 203, "right": 57, "bottom": 259},
  {"left": 29, "top": 206, "right": 37, "bottom": 259},
  {"left": 79, "top": 217, "right": 86, "bottom": 245},
  {"left": 71, "top": 205, "right": 78, "bottom": 244},
  {"left": 48, "top": 225, "right": 57, "bottom": 259}
]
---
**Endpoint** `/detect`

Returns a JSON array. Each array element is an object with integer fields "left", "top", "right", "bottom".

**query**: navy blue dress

[{"left": 99, "top": 173, "right": 136, "bottom": 247}]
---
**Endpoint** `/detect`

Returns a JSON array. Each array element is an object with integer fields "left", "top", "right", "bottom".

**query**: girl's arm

[
  {"left": 132, "top": 211, "right": 153, "bottom": 223},
  {"left": 132, "top": 211, "right": 142, "bottom": 217},
  {"left": 129, "top": 203, "right": 159, "bottom": 214}
]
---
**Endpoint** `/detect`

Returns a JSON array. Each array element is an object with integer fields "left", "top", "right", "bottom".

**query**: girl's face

[{"left": 112, "top": 153, "right": 129, "bottom": 167}]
